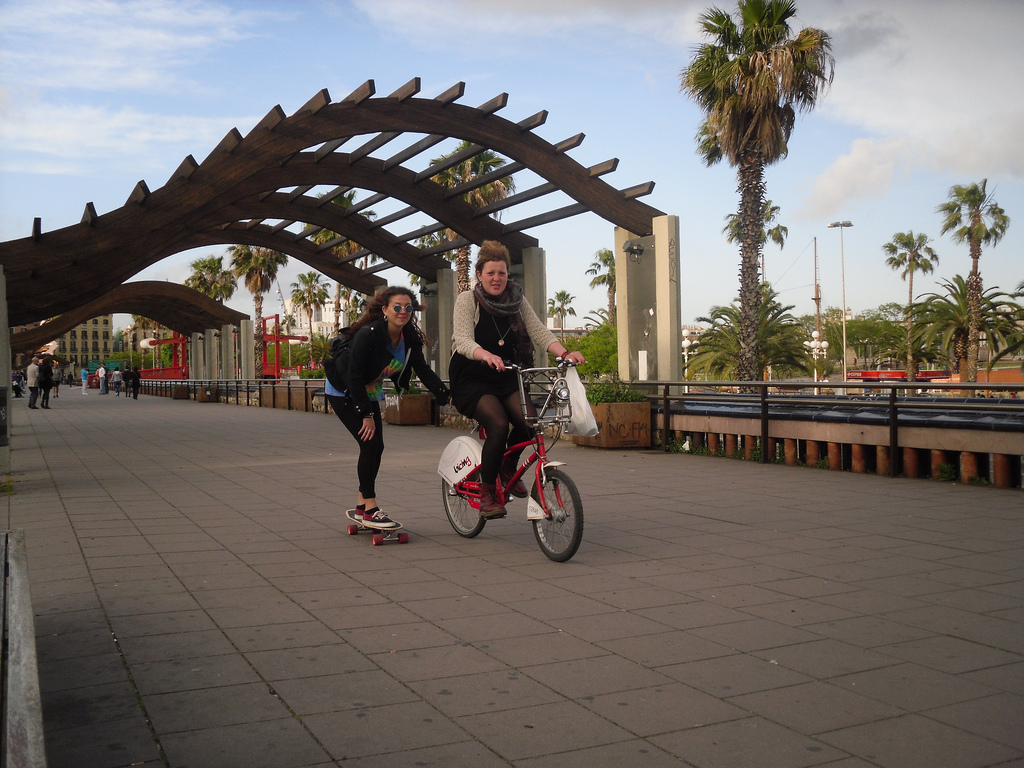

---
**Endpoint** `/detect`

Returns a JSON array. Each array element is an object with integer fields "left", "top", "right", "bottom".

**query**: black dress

[{"left": 450, "top": 309, "right": 520, "bottom": 417}]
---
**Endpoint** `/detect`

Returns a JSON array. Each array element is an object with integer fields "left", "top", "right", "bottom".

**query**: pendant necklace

[{"left": 491, "top": 315, "right": 512, "bottom": 347}]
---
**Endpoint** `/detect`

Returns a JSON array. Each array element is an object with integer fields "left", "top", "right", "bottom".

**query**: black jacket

[{"left": 345, "top": 319, "right": 450, "bottom": 417}]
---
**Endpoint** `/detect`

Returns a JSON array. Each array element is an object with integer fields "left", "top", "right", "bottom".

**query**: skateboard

[{"left": 344, "top": 510, "right": 410, "bottom": 546}]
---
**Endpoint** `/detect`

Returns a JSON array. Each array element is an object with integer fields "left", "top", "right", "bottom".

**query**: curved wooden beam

[
  {"left": 9, "top": 282, "right": 249, "bottom": 356},
  {"left": 0, "top": 82, "right": 664, "bottom": 326}
]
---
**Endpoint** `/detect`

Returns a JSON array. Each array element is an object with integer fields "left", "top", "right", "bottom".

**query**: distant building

[{"left": 55, "top": 315, "right": 114, "bottom": 368}]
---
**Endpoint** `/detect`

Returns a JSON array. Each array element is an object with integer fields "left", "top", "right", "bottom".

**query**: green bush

[{"left": 585, "top": 377, "right": 648, "bottom": 405}]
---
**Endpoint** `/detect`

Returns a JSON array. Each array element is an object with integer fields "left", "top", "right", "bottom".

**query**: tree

[
  {"left": 184, "top": 255, "right": 237, "bottom": 303},
  {"left": 311, "top": 190, "right": 377, "bottom": 334},
  {"left": 585, "top": 248, "right": 616, "bottom": 324},
  {"left": 229, "top": 244, "right": 289, "bottom": 374},
  {"left": 915, "top": 276, "right": 1020, "bottom": 378},
  {"left": 431, "top": 142, "right": 515, "bottom": 292},
  {"left": 582, "top": 307, "right": 609, "bottom": 329},
  {"left": 547, "top": 290, "right": 576, "bottom": 342},
  {"left": 291, "top": 271, "right": 330, "bottom": 341},
  {"left": 691, "top": 284, "right": 807, "bottom": 379},
  {"left": 937, "top": 179, "right": 1010, "bottom": 382},
  {"left": 883, "top": 231, "right": 939, "bottom": 382},
  {"left": 680, "top": 0, "right": 834, "bottom": 382},
  {"left": 723, "top": 199, "right": 787, "bottom": 280}
]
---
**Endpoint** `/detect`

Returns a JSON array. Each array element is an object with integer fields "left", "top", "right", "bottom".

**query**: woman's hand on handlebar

[
  {"left": 478, "top": 350, "right": 507, "bottom": 371},
  {"left": 560, "top": 351, "right": 586, "bottom": 365}
]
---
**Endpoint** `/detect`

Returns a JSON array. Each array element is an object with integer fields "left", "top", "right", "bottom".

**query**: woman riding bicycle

[{"left": 450, "top": 241, "right": 585, "bottom": 519}]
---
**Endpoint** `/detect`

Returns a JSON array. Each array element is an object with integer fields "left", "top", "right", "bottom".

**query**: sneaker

[{"left": 367, "top": 509, "right": 399, "bottom": 529}]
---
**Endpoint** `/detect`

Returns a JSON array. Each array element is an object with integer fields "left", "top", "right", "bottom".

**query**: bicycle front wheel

[
  {"left": 442, "top": 477, "right": 486, "bottom": 538},
  {"left": 531, "top": 467, "right": 583, "bottom": 562}
]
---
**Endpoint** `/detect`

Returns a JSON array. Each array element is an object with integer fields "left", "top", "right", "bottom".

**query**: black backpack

[{"left": 324, "top": 328, "right": 353, "bottom": 392}]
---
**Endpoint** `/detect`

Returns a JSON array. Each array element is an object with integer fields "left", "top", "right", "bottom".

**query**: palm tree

[
  {"left": 915, "top": 276, "right": 1020, "bottom": 379},
  {"left": 431, "top": 142, "right": 515, "bottom": 292},
  {"left": 547, "top": 290, "right": 576, "bottom": 342},
  {"left": 937, "top": 179, "right": 1011, "bottom": 382},
  {"left": 311, "top": 190, "right": 377, "bottom": 334},
  {"left": 583, "top": 308, "right": 609, "bottom": 329},
  {"left": 228, "top": 244, "right": 289, "bottom": 373},
  {"left": 680, "top": 0, "right": 834, "bottom": 382},
  {"left": 184, "top": 255, "right": 237, "bottom": 303},
  {"left": 691, "top": 284, "right": 808, "bottom": 380},
  {"left": 883, "top": 231, "right": 939, "bottom": 383},
  {"left": 291, "top": 271, "right": 330, "bottom": 340},
  {"left": 585, "top": 248, "right": 616, "bottom": 324},
  {"left": 723, "top": 199, "right": 788, "bottom": 280}
]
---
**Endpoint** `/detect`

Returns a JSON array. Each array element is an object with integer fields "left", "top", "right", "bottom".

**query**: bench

[{"left": 2, "top": 530, "right": 46, "bottom": 767}]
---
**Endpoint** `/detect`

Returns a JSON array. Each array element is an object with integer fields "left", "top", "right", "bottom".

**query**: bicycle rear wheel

[
  {"left": 531, "top": 467, "right": 583, "bottom": 562},
  {"left": 442, "top": 476, "right": 486, "bottom": 538}
]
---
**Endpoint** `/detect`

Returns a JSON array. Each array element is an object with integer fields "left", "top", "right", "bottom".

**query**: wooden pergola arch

[
  {"left": 0, "top": 78, "right": 664, "bottom": 327},
  {"left": 9, "top": 282, "right": 248, "bottom": 357}
]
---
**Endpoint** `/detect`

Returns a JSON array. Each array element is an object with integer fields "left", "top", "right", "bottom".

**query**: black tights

[
  {"left": 327, "top": 395, "right": 384, "bottom": 498},
  {"left": 473, "top": 392, "right": 535, "bottom": 484}
]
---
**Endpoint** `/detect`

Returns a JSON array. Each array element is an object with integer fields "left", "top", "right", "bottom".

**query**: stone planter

[
  {"left": 197, "top": 385, "right": 219, "bottom": 402},
  {"left": 171, "top": 385, "right": 190, "bottom": 400},
  {"left": 570, "top": 401, "right": 651, "bottom": 448},
  {"left": 383, "top": 393, "right": 431, "bottom": 425}
]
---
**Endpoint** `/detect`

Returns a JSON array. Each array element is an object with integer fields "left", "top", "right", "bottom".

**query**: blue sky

[{"left": 1, "top": 0, "right": 1021, "bottom": 330}]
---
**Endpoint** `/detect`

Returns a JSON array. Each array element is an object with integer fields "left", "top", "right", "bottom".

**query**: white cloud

[
  {"left": 798, "top": 137, "right": 910, "bottom": 219},
  {"left": 807, "top": 0, "right": 1024, "bottom": 184},
  {"left": 351, "top": 0, "right": 706, "bottom": 48},
  {"left": 0, "top": 97, "right": 247, "bottom": 174},
  {"left": 0, "top": 0, "right": 271, "bottom": 93}
]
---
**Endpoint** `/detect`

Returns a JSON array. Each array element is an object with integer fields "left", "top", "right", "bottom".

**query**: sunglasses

[{"left": 390, "top": 303, "right": 415, "bottom": 313}]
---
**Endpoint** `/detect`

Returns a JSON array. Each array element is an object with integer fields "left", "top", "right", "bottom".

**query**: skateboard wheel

[
  {"left": 398, "top": 532, "right": 410, "bottom": 544},
  {"left": 347, "top": 525, "right": 359, "bottom": 536},
  {"left": 371, "top": 534, "right": 384, "bottom": 546}
]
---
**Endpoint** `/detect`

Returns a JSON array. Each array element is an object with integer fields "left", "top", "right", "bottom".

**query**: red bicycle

[{"left": 438, "top": 361, "right": 584, "bottom": 562}]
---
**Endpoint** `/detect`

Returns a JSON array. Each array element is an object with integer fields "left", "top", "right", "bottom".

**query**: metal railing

[{"left": 640, "top": 380, "right": 1024, "bottom": 473}]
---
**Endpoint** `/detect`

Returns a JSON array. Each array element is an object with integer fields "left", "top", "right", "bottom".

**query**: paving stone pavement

[{"left": 4, "top": 389, "right": 1022, "bottom": 768}]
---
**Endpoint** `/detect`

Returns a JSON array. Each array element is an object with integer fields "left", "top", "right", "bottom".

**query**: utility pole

[{"left": 813, "top": 237, "right": 822, "bottom": 336}]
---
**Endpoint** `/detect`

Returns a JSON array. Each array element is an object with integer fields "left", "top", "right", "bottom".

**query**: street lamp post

[
  {"left": 828, "top": 221, "right": 853, "bottom": 385},
  {"left": 803, "top": 331, "right": 829, "bottom": 396},
  {"left": 682, "top": 328, "right": 698, "bottom": 395}
]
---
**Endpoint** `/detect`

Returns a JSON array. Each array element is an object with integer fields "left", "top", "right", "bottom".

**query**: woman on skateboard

[
  {"left": 326, "top": 286, "right": 450, "bottom": 529},
  {"left": 449, "top": 241, "right": 585, "bottom": 519}
]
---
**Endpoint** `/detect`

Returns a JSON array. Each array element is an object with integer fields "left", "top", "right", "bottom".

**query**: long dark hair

[{"left": 346, "top": 285, "right": 428, "bottom": 345}]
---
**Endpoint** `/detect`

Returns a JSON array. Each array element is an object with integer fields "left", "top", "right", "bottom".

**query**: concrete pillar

[
  {"left": 190, "top": 332, "right": 203, "bottom": 379},
  {"left": 239, "top": 319, "right": 255, "bottom": 379},
  {"left": 725, "top": 434, "right": 738, "bottom": 456},
  {"left": 614, "top": 227, "right": 655, "bottom": 381},
  {"left": 0, "top": 266, "right": 10, "bottom": 472},
  {"left": 992, "top": 454, "right": 1014, "bottom": 488},
  {"left": 221, "top": 325, "right": 235, "bottom": 380},
  {"left": 691, "top": 432, "right": 705, "bottom": 451},
  {"left": 707, "top": 433, "right": 719, "bottom": 454},
  {"left": 744, "top": 435, "right": 756, "bottom": 461},
  {"left": 876, "top": 445, "right": 891, "bottom": 476},
  {"left": 653, "top": 215, "right": 681, "bottom": 381},
  {"left": 435, "top": 269, "right": 456, "bottom": 380},
  {"left": 784, "top": 439, "right": 798, "bottom": 466},
  {"left": 851, "top": 444, "right": 868, "bottom": 473},
  {"left": 520, "top": 247, "right": 548, "bottom": 367},
  {"left": 960, "top": 451, "right": 979, "bottom": 483},
  {"left": 204, "top": 328, "right": 218, "bottom": 379},
  {"left": 828, "top": 442, "right": 842, "bottom": 471},
  {"left": 930, "top": 449, "right": 947, "bottom": 480},
  {"left": 806, "top": 440, "right": 821, "bottom": 466},
  {"left": 903, "top": 447, "right": 920, "bottom": 478}
]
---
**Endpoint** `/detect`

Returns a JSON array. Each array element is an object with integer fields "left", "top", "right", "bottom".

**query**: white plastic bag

[{"left": 564, "top": 367, "right": 599, "bottom": 437}]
